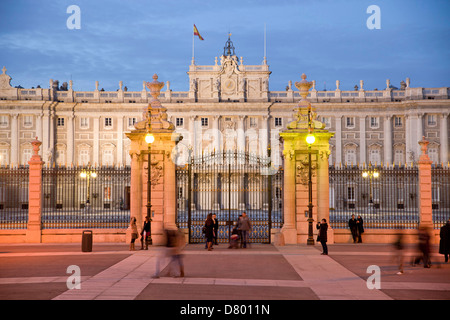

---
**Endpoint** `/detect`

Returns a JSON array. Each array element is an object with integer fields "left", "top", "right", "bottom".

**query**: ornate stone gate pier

[{"left": 126, "top": 74, "right": 180, "bottom": 245}]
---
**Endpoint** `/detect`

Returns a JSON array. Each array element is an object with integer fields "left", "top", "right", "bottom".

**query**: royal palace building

[{"left": 0, "top": 37, "right": 449, "bottom": 169}]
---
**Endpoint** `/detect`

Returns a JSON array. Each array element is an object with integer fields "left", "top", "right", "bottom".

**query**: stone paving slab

[{"left": 0, "top": 242, "right": 449, "bottom": 302}]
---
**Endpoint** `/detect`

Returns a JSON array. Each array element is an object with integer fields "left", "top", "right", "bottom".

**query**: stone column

[
  {"left": 417, "top": 137, "right": 433, "bottom": 228},
  {"left": 93, "top": 116, "right": 100, "bottom": 165},
  {"left": 405, "top": 115, "right": 413, "bottom": 164},
  {"left": 213, "top": 115, "right": 220, "bottom": 152},
  {"left": 359, "top": 116, "right": 366, "bottom": 165},
  {"left": 35, "top": 114, "right": 43, "bottom": 148},
  {"left": 384, "top": 115, "right": 392, "bottom": 165},
  {"left": 189, "top": 115, "right": 196, "bottom": 155},
  {"left": 416, "top": 114, "right": 423, "bottom": 162},
  {"left": 237, "top": 115, "right": 246, "bottom": 154},
  {"left": 440, "top": 114, "right": 449, "bottom": 165},
  {"left": 280, "top": 146, "right": 297, "bottom": 243},
  {"left": 117, "top": 115, "right": 123, "bottom": 165},
  {"left": 67, "top": 113, "right": 74, "bottom": 165},
  {"left": 335, "top": 116, "right": 342, "bottom": 165},
  {"left": 260, "top": 115, "right": 268, "bottom": 157},
  {"left": 10, "top": 113, "right": 18, "bottom": 165},
  {"left": 27, "top": 138, "right": 44, "bottom": 243}
]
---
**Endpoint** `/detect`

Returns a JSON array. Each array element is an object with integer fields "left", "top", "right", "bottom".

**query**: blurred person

[
  {"left": 413, "top": 225, "right": 432, "bottom": 268},
  {"left": 239, "top": 212, "right": 252, "bottom": 248},
  {"left": 204, "top": 213, "right": 215, "bottom": 251},
  {"left": 393, "top": 226, "right": 405, "bottom": 275},
  {"left": 439, "top": 219, "right": 450, "bottom": 263},
  {"left": 213, "top": 214, "right": 219, "bottom": 245},
  {"left": 236, "top": 214, "right": 243, "bottom": 246},
  {"left": 356, "top": 215, "right": 364, "bottom": 243},
  {"left": 129, "top": 217, "right": 138, "bottom": 251},
  {"left": 165, "top": 228, "right": 185, "bottom": 277},
  {"left": 348, "top": 214, "right": 358, "bottom": 243},
  {"left": 140, "top": 216, "right": 151, "bottom": 250},
  {"left": 316, "top": 219, "right": 328, "bottom": 255}
]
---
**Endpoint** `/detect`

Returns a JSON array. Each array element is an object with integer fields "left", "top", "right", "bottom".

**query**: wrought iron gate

[{"left": 176, "top": 151, "right": 283, "bottom": 244}]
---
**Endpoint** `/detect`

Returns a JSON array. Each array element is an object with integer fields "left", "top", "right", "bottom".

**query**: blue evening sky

[{"left": 0, "top": 0, "right": 449, "bottom": 92}]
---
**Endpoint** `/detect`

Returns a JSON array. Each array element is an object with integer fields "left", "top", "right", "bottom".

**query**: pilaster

[
  {"left": 26, "top": 138, "right": 44, "bottom": 243},
  {"left": 417, "top": 137, "right": 433, "bottom": 228}
]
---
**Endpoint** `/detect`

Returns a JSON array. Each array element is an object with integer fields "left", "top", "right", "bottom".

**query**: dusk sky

[{"left": 0, "top": 0, "right": 449, "bottom": 92}]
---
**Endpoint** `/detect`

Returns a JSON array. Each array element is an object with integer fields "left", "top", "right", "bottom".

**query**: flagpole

[{"left": 192, "top": 25, "right": 195, "bottom": 64}]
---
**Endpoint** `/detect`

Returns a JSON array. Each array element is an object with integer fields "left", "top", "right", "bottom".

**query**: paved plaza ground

[{"left": 0, "top": 241, "right": 449, "bottom": 315}]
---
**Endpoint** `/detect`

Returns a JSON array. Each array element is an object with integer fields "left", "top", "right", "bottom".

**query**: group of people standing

[
  {"left": 348, "top": 214, "right": 365, "bottom": 243},
  {"left": 204, "top": 212, "right": 252, "bottom": 251}
]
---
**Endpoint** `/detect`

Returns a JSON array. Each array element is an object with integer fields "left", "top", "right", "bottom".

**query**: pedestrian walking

[
  {"left": 204, "top": 213, "right": 215, "bottom": 251},
  {"left": 239, "top": 212, "right": 252, "bottom": 248},
  {"left": 413, "top": 225, "right": 432, "bottom": 268},
  {"left": 439, "top": 219, "right": 450, "bottom": 263},
  {"left": 165, "top": 228, "right": 185, "bottom": 277},
  {"left": 316, "top": 219, "right": 328, "bottom": 255},
  {"left": 213, "top": 214, "right": 219, "bottom": 245},
  {"left": 348, "top": 214, "right": 358, "bottom": 243},
  {"left": 140, "top": 216, "right": 151, "bottom": 250},
  {"left": 129, "top": 217, "right": 138, "bottom": 251},
  {"left": 356, "top": 215, "right": 364, "bottom": 243},
  {"left": 392, "top": 226, "right": 405, "bottom": 275}
]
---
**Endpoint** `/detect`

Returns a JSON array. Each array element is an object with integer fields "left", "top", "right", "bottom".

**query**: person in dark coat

[
  {"left": 212, "top": 214, "right": 219, "bottom": 245},
  {"left": 204, "top": 213, "right": 215, "bottom": 251},
  {"left": 356, "top": 215, "right": 364, "bottom": 243},
  {"left": 439, "top": 219, "right": 450, "bottom": 263},
  {"left": 348, "top": 214, "right": 358, "bottom": 243},
  {"left": 316, "top": 219, "right": 328, "bottom": 255}
]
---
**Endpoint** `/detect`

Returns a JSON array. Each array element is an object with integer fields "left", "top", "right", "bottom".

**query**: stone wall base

[
  {"left": 0, "top": 229, "right": 126, "bottom": 244},
  {"left": 0, "top": 228, "right": 441, "bottom": 245}
]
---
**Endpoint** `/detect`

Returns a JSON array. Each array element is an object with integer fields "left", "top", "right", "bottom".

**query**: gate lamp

[{"left": 306, "top": 133, "right": 316, "bottom": 145}]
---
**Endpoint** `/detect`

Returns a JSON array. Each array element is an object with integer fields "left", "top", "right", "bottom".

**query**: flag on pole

[{"left": 193, "top": 24, "right": 204, "bottom": 40}]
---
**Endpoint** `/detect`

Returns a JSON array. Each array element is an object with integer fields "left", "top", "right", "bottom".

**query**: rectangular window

[
  {"left": 80, "top": 117, "right": 89, "bottom": 128},
  {"left": 347, "top": 186, "right": 355, "bottom": 201},
  {"left": 250, "top": 117, "right": 257, "bottom": 127},
  {"left": 176, "top": 117, "right": 184, "bottom": 127},
  {"left": 23, "top": 115, "right": 33, "bottom": 127},
  {"left": 104, "top": 117, "right": 112, "bottom": 127},
  {"left": 0, "top": 115, "right": 8, "bottom": 127},
  {"left": 0, "top": 149, "right": 8, "bottom": 165},
  {"left": 201, "top": 117, "right": 208, "bottom": 127},
  {"left": 57, "top": 117, "right": 65, "bottom": 127},
  {"left": 346, "top": 117, "right": 355, "bottom": 128},
  {"left": 128, "top": 117, "right": 137, "bottom": 127},
  {"left": 322, "top": 117, "right": 331, "bottom": 128},
  {"left": 427, "top": 115, "right": 437, "bottom": 126},
  {"left": 394, "top": 116, "right": 402, "bottom": 127},
  {"left": 370, "top": 117, "right": 379, "bottom": 128},
  {"left": 274, "top": 117, "right": 282, "bottom": 127},
  {"left": 22, "top": 149, "right": 32, "bottom": 165}
]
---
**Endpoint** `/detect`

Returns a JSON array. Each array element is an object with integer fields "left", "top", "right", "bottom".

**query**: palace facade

[{"left": 0, "top": 38, "right": 449, "bottom": 168}]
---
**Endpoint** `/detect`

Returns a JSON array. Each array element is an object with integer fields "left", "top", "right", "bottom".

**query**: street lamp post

[
  {"left": 362, "top": 163, "right": 379, "bottom": 210},
  {"left": 145, "top": 130, "right": 155, "bottom": 245},
  {"left": 80, "top": 165, "right": 97, "bottom": 211},
  {"left": 306, "top": 111, "right": 316, "bottom": 245}
]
